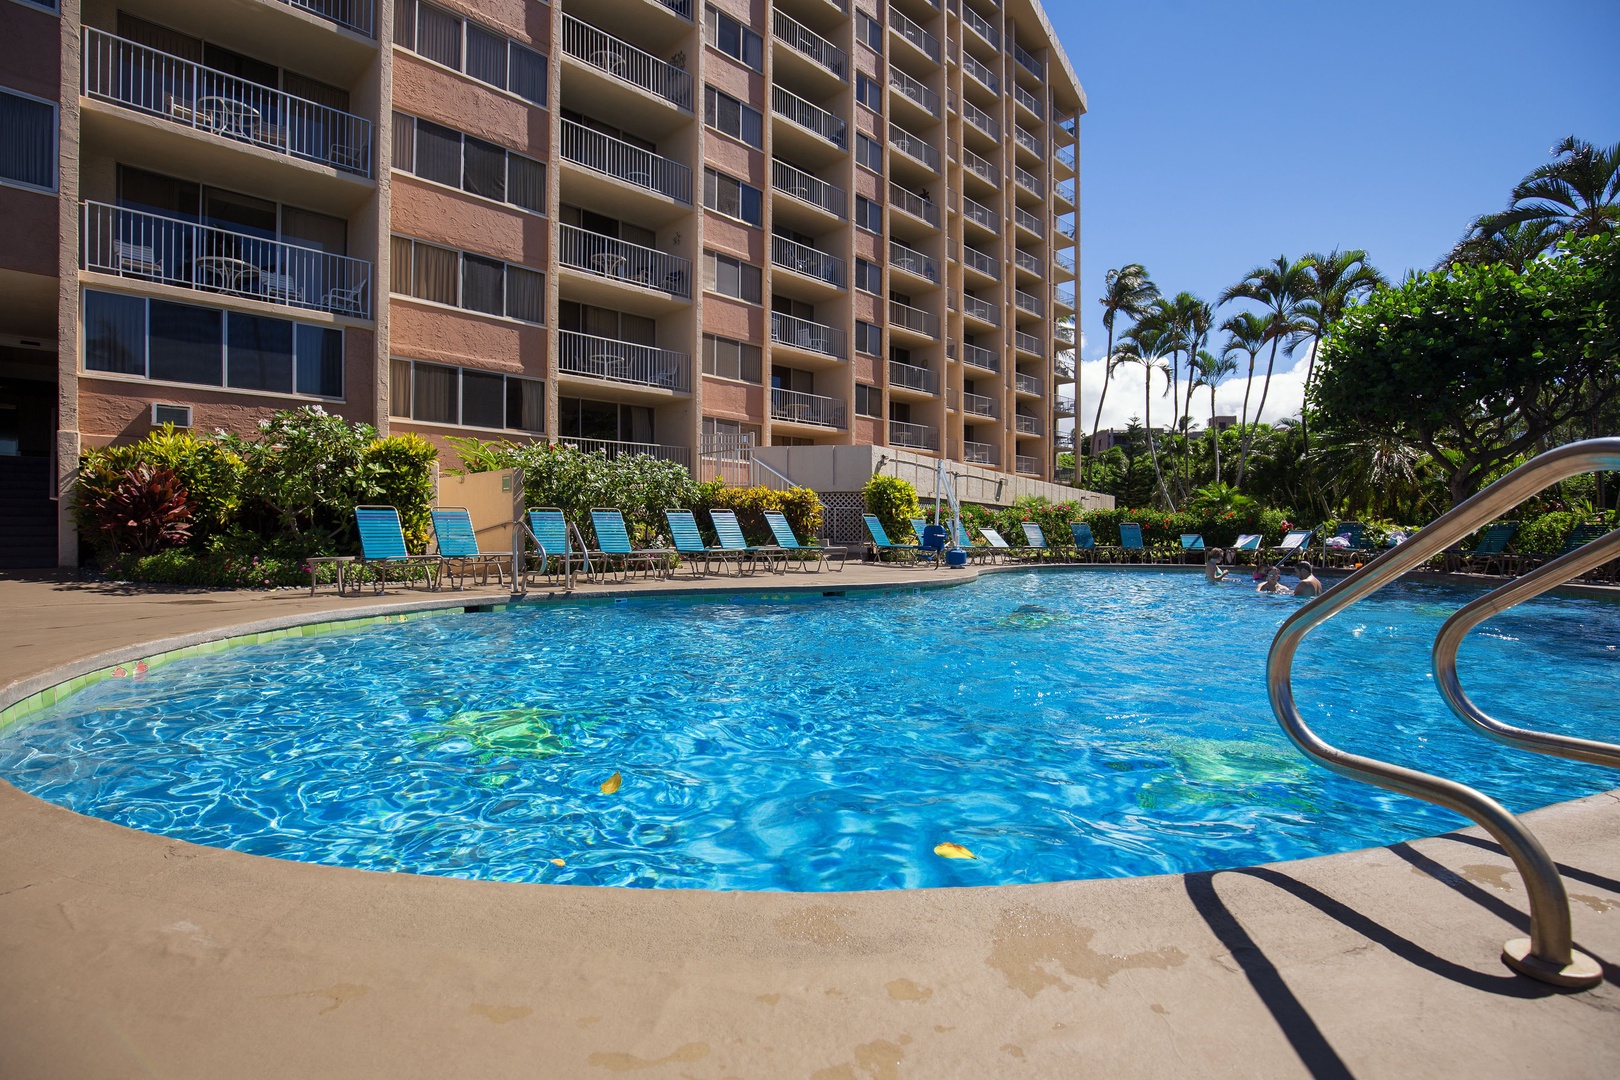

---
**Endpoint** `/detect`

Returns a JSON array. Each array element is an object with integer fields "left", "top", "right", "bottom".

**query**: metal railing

[
  {"left": 652, "top": 0, "right": 692, "bottom": 17},
  {"left": 962, "top": 52, "right": 997, "bottom": 92},
  {"left": 562, "top": 14, "right": 693, "bottom": 111},
  {"left": 1055, "top": 249, "right": 1076, "bottom": 272},
  {"left": 889, "top": 67, "right": 940, "bottom": 116},
  {"left": 1055, "top": 283, "right": 1076, "bottom": 309},
  {"left": 1014, "top": 331, "right": 1042, "bottom": 356},
  {"left": 890, "top": 8, "right": 941, "bottom": 61},
  {"left": 1054, "top": 396, "right": 1075, "bottom": 415},
  {"left": 1014, "top": 453, "right": 1040, "bottom": 474},
  {"left": 962, "top": 341, "right": 999, "bottom": 370},
  {"left": 1055, "top": 143, "right": 1076, "bottom": 170},
  {"left": 771, "top": 387, "right": 846, "bottom": 428},
  {"left": 1014, "top": 83, "right": 1043, "bottom": 118},
  {"left": 772, "top": 85, "right": 847, "bottom": 147},
  {"left": 83, "top": 200, "right": 371, "bottom": 317},
  {"left": 961, "top": 195, "right": 998, "bottom": 233},
  {"left": 962, "top": 391, "right": 997, "bottom": 417},
  {"left": 772, "top": 234, "right": 844, "bottom": 287},
  {"left": 771, "top": 311, "right": 846, "bottom": 357},
  {"left": 1012, "top": 41, "right": 1043, "bottom": 77},
  {"left": 773, "top": 160, "right": 845, "bottom": 218},
  {"left": 1267, "top": 438, "right": 1620, "bottom": 989},
  {"left": 963, "top": 440, "right": 997, "bottom": 465},
  {"left": 962, "top": 99, "right": 1000, "bottom": 140},
  {"left": 890, "top": 183, "right": 941, "bottom": 226},
  {"left": 889, "top": 419, "right": 939, "bottom": 450},
  {"left": 961, "top": 146, "right": 999, "bottom": 186},
  {"left": 773, "top": 10, "right": 847, "bottom": 78},
  {"left": 561, "top": 119, "right": 692, "bottom": 202},
  {"left": 1014, "top": 124, "right": 1042, "bottom": 157},
  {"left": 558, "top": 330, "right": 692, "bottom": 392},
  {"left": 890, "top": 124, "right": 941, "bottom": 171},
  {"left": 1014, "top": 248, "right": 1041, "bottom": 275},
  {"left": 1014, "top": 205, "right": 1044, "bottom": 235},
  {"left": 1014, "top": 372, "right": 1041, "bottom": 396},
  {"left": 557, "top": 223, "right": 692, "bottom": 298},
  {"left": 1014, "top": 288, "right": 1043, "bottom": 316},
  {"left": 1055, "top": 178, "right": 1076, "bottom": 205},
  {"left": 1014, "top": 164, "right": 1043, "bottom": 197},
  {"left": 1057, "top": 218, "right": 1077, "bottom": 240},
  {"left": 560, "top": 437, "right": 692, "bottom": 468},
  {"left": 963, "top": 245, "right": 998, "bottom": 279},
  {"left": 83, "top": 28, "right": 372, "bottom": 176},
  {"left": 889, "top": 299, "right": 939, "bottom": 338},
  {"left": 962, "top": 3, "right": 999, "bottom": 46},
  {"left": 889, "top": 240, "right": 939, "bottom": 282},
  {"left": 962, "top": 294, "right": 999, "bottom": 325},
  {"left": 275, "top": 0, "right": 374, "bottom": 36},
  {"left": 889, "top": 360, "right": 938, "bottom": 393},
  {"left": 1055, "top": 323, "right": 1075, "bottom": 345}
]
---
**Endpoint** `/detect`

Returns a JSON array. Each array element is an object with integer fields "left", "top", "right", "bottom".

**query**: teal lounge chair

[
  {"left": 664, "top": 509, "right": 736, "bottom": 577},
  {"left": 1119, "top": 522, "right": 1150, "bottom": 563},
  {"left": 955, "top": 521, "right": 994, "bottom": 563},
  {"left": 865, "top": 514, "right": 934, "bottom": 566},
  {"left": 1069, "top": 521, "right": 1101, "bottom": 563},
  {"left": 589, "top": 508, "right": 674, "bottom": 582},
  {"left": 764, "top": 510, "right": 847, "bottom": 572},
  {"left": 1021, "top": 522, "right": 1056, "bottom": 562},
  {"left": 1179, "top": 534, "right": 1205, "bottom": 564},
  {"left": 1232, "top": 534, "right": 1263, "bottom": 564},
  {"left": 1524, "top": 523, "right": 1616, "bottom": 579},
  {"left": 526, "top": 508, "right": 588, "bottom": 587},
  {"left": 431, "top": 506, "right": 507, "bottom": 589},
  {"left": 1324, "top": 521, "right": 1370, "bottom": 567},
  {"left": 349, "top": 505, "right": 442, "bottom": 594},
  {"left": 910, "top": 517, "right": 929, "bottom": 544},
  {"left": 1456, "top": 522, "right": 1518, "bottom": 576},
  {"left": 713, "top": 509, "right": 786, "bottom": 573}
]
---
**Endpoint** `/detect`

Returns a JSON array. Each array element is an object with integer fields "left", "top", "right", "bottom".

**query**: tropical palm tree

[
  {"left": 1124, "top": 321, "right": 1177, "bottom": 509},
  {"left": 1192, "top": 349, "right": 1236, "bottom": 484},
  {"left": 1438, "top": 218, "right": 1564, "bottom": 271},
  {"left": 1219, "top": 256, "right": 1313, "bottom": 488},
  {"left": 1296, "top": 250, "right": 1386, "bottom": 450},
  {"left": 1220, "top": 310, "right": 1271, "bottom": 452},
  {"left": 1090, "top": 264, "right": 1160, "bottom": 484},
  {"left": 1171, "top": 294, "right": 1215, "bottom": 497},
  {"left": 1087, "top": 341, "right": 1137, "bottom": 479},
  {"left": 1478, "top": 135, "right": 1620, "bottom": 241}
]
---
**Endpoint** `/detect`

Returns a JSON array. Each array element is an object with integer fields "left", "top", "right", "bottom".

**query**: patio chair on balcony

[
  {"left": 588, "top": 508, "right": 674, "bottom": 582},
  {"left": 713, "top": 509, "right": 786, "bottom": 573},
  {"left": 115, "top": 240, "right": 162, "bottom": 278},
  {"left": 321, "top": 283, "right": 367, "bottom": 316},
  {"left": 259, "top": 272, "right": 305, "bottom": 304},
  {"left": 664, "top": 509, "right": 736, "bottom": 577},
  {"left": 526, "top": 507, "right": 589, "bottom": 587},
  {"left": 430, "top": 507, "right": 508, "bottom": 589},
  {"left": 865, "top": 514, "right": 936, "bottom": 567},
  {"left": 345, "top": 505, "right": 442, "bottom": 594},
  {"left": 764, "top": 510, "right": 846, "bottom": 572}
]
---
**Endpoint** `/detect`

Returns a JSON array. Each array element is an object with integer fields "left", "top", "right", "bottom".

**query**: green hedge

[
  {"left": 964, "top": 499, "right": 1292, "bottom": 550},
  {"left": 697, "top": 485, "right": 823, "bottom": 546}
]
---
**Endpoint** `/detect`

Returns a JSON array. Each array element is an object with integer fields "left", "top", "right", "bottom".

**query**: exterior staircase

[{"left": 0, "top": 457, "right": 58, "bottom": 569}]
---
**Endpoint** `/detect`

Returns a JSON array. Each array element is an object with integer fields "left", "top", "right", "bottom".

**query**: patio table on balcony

[
  {"left": 591, "top": 252, "right": 629, "bottom": 277},
  {"left": 590, "top": 50, "right": 627, "bottom": 76},
  {"left": 194, "top": 256, "right": 258, "bottom": 295}
]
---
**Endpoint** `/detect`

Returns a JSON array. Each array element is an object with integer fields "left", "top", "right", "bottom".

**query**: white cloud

[{"left": 1070, "top": 350, "right": 1309, "bottom": 436}]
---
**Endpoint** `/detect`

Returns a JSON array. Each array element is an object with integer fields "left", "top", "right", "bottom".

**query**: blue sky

[{"left": 1050, "top": 0, "right": 1620, "bottom": 430}]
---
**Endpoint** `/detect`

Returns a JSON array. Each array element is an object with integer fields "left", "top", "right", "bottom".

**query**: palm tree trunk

[
  {"left": 1300, "top": 330, "right": 1324, "bottom": 454},
  {"left": 1209, "top": 383, "right": 1221, "bottom": 484},
  {"left": 1086, "top": 325, "right": 1115, "bottom": 488},
  {"left": 1236, "top": 338, "right": 1280, "bottom": 488},
  {"left": 1143, "top": 366, "right": 1174, "bottom": 510}
]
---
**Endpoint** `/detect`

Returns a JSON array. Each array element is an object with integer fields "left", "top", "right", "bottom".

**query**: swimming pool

[{"left": 1, "top": 571, "right": 1615, "bottom": 891}]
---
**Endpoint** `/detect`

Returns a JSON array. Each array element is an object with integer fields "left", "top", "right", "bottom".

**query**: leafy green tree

[
  {"left": 1311, "top": 233, "right": 1620, "bottom": 506},
  {"left": 1090, "top": 264, "right": 1160, "bottom": 483},
  {"left": 1219, "top": 256, "right": 1314, "bottom": 488}
]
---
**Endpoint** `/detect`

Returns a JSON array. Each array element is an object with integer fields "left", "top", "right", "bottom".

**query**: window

[
  {"left": 704, "top": 86, "right": 762, "bottom": 149},
  {"left": 704, "top": 250, "right": 762, "bottom": 303},
  {"left": 394, "top": 0, "right": 548, "bottom": 106},
  {"left": 393, "top": 113, "right": 547, "bottom": 214},
  {"left": 855, "top": 259, "right": 881, "bottom": 294},
  {"left": 855, "top": 74, "right": 881, "bottom": 111},
  {"left": 559, "top": 398, "right": 653, "bottom": 443},
  {"left": 856, "top": 133, "right": 881, "bottom": 172},
  {"left": 704, "top": 168, "right": 762, "bottom": 226},
  {"left": 856, "top": 383, "right": 882, "bottom": 417},
  {"left": 390, "top": 357, "right": 544, "bottom": 432},
  {"left": 705, "top": 8, "right": 762, "bottom": 71},
  {"left": 82, "top": 289, "right": 343, "bottom": 397},
  {"left": 702, "top": 334, "right": 762, "bottom": 383},
  {"left": 855, "top": 195, "right": 881, "bottom": 233},
  {"left": 0, "top": 88, "right": 56, "bottom": 192},
  {"left": 391, "top": 236, "right": 547, "bottom": 323},
  {"left": 857, "top": 12, "right": 882, "bottom": 51},
  {"left": 855, "top": 320, "right": 882, "bottom": 356}
]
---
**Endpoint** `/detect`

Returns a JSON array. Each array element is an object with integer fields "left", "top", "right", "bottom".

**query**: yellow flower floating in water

[
  {"left": 599, "top": 771, "right": 623, "bottom": 795},
  {"left": 550, "top": 858, "right": 566, "bottom": 867},
  {"left": 934, "top": 842, "right": 977, "bottom": 860}
]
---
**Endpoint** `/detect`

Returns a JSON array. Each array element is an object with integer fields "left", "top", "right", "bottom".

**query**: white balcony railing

[
  {"left": 1013, "top": 42, "right": 1043, "bottom": 78},
  {"left": 557, "top": 223, "right": 692, "bottom": 298},
  {"left": 773, "top": 159, "right": 846, "bottom": 218},
  {"left": 890, "top": 183, "right": 941, "bottom": 227},
  {"left": 1014, "top": 248, "right": 1041, "bottom": 276},
  {"left": 964, "top": 440, "right": 997, "bottom": 465},
  {"left": 83, "top": 201, "right": 371, "bottom": 316},
  {"left": 772, "top": 85, "right": 847, "bottom": 147},
  {"left": 1014, "top": 412, "right": 1041, "bottom": 435},
  {"left": 772, "top": 387, "right": 846, "bottom": 428},
  {"left": 961, "top": 195, "right": 998, "bottom": 234},
  {"left": 962, "top": 4, "right": 999, "bottom": 48},
  {"left": 1014, "top": 453, "right": 1040, "bottom": 474},
  {"left": 1014, "top": 164, "right": 1043, "bottom": 197},
  {"left": 889, "top": 299, "right": 939, "bottom": 338},
  {"left": 889, "top": 360, "right": 938, "bottom": 393},
  {"left": 890, "top": 8, "right": 941, "bottom": 62},
  {"left": 1014, "top": 205, "right": 1044, "bottom": 235},
  {"left": 1014, "top": 288, "right": 1044, "bottom": 316},
  {"left": 889, "top": 419, "right": 939, "bottom": 450},
  {"left": 889, "top": 240, "right": 939, "bottom": 282},
  {"left": 961, "top": 146, "right": 999, "bottom": 186},
  {"left": 771, "top": 311, "right": 846, "bottom": 358},
  {"left": 559, "top": 437, "right": 691, "bottom": 468},
  {"left": 1015, "top": 372, "right": 1041, "bottom": 396},
  {"left": 558, "top": 330, "right": 692, "bottom": 392},
  {"left": 562, "top": 14, "right": 693, "bottom": 111},
  {"left": 1014, "top": 330, "right": 1042, "bottom": 356},
  {"left": 963, "top": 245, "right": 998, "bottom": 279},
  {"left": 772, "top": 234, "right": 845, "bottom": 288},
  {"left": 561, "top": 119, "right": 692, "bottom": 202},
  {"left": 963, "top": 391, "right": 997, "bottom": 418},
  {"left": 277, "top": 0, "right": 374, "bottom": 36},
  {"left": 1015, "top": 124, "right": 1043, "bottom": 157},
  {"left": 773, "top": 10, "right": 847, "bottom": 79},
  {"left": 1014, "top": 83, "right": 1043, "bottom": 119},
  {"left": 962, "top": 99, "right": 1000, "bottom": 140},
  {"left": 962, "top": 52, "right": 997, "bottom": 93},
  {"left": 962, "top": 294, "right": 999, "bottom": 326},
  {"left": 962, "top": 341, "right": 999, "bottom": 371},
  {"left": 889, "top": 67, "right": 940, "bottom": 117},
  {"left": 890, "top": 124, "right": 940, "bottom": 171},
  {"left": 1054, "top": 395, "right": 1076, "bottom": 415},
  {"left": 83, "top": 28, "right": 372, "bottom": 176}
]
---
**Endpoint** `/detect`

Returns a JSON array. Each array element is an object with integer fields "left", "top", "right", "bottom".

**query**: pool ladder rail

[{"left": 1267, "top": 438, "right": 1620, "bottom": 990}]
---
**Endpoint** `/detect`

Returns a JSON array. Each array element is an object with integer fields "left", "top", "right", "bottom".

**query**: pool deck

[{"left": 0, "top": 568, "right": 1617, "bottom": 1078}]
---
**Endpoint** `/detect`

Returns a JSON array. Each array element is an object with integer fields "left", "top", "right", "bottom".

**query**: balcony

[
  {"left": 889, "top": 299, "right": 939, "bottom": 339},
  {"left": 961, "top": 195, "right": 998, "bottom": 234},
  {"left": 890, "top": 124, "right": 940, "bottom": 172},
  {"left": 1014, "top": 205, "right": 1044, "bottom": 236},
  {"left": 1014, "top": 84, "right": 1043, "bottom": 119},
  {"left": 962, "top": 99, "right": 1000, "bottom": 141},
  {"left": 1055, "top": 323, "right": 1075, "bottom": 346},
  {"left": 1015, "top": 372, "right": 1041, "bottom": 396},
  {"left": 889, "top": 68, "right": 940, "bottom": 117},
  {"left": 1055, "top": 249, "right": 1076, "bottom": 273},
  {"left": 561, "top": 15, "right": 693, "bottom": 112},
  {"left": 1014, "top": 331, "right": 1042, "bottom": 357},
  {"left": 773, "top": 160, "right": 846, "bottom": 219},
  {"left": 962, "top": 53, "right": 997, "bottom": 93},
  {"left": 1057, "top": 219, "right": 1077, "bottom": 241},
  {"left": 1056, "top": 283, "right": 1076, "bottom": 310},
  {"left": 772, "top": 387, "right": 846, "bottom": 428},
  {"left": 962, "top": 294, "right": 999, "bottom": 326},
  {"left": 83, "top": 201, "right": 370, "bottom": 317},
  {"left": 890, "top": 183, "right": 941, "bottom": 228},
  {"left": 889, "top": 240, "right": 939, "bottom": 283},
  {"left": 1055, "top": 178, "right": 1076, "bottom": 206},
  {"left": 558, "top": 330, "right": 692, "bottom": 393},
  {"left": 772, "top": 311, "right": 846, "bottom": 358},
  {"left": 889, "top": 419, "right": 940, "bottom": 450},
  {"left": 1015, "top": 454, "right": 1040, "bottom": 475},
  {"left": 1015, "top": 124, "right": 1043, "bottom": 157},
  {"left": 963, "top": 245, "right": 998, "bottom": 280},
  {"left": 963, "top": 391, "right": 997, "bottom": 418},
  {"left": 1056, "top": 143, "right": 1076, "bottom": 171},
  {"left": 1013, "top": 249, "right": 1042, "bottom": 277},
  {"left": 964, "top": 441, "right": 997, "bottom": 465},
  {"left": 889, "top": 360, "right": 938, "bottom": 394},
  {"left": 962, "top": 4, "right": 999, "bottom": 48},
  {"left": 1055, "top": 395, "right": 1076, "bottom": 416},
  {"left": 559, "top": 437, "right": 691, "bottom": 468},
  {"left": 1013, "top": 42, "right": 1043, "bottom": 78},
  {"left": 890, "top": 9, "right": 941, "bottom": 63},
  {"left": 1014, "top": 165, "right": 1043, "bottom": 198},
  {"left": 83, "top": 28, "right": 372, "bottom": 177},
  {"left": 558, "top": 223, "right": 691, "bottom": 298},
  {"left": 962, "top": 342, "right": 999, "bottom": 372},
  {"left": 773, "top": 10, "right": 847, "bottom": 80},
  {"left": 1014, "top": 413, "right": 1041, "bottom": 436},
  {"left": 772, "top": 234, "right": 844, "bottom": 288},
  {"left": 772, "top": 86, "right": 847, "bottom": 148},
  {"left": 961, "top": 147, "right": 999, "bottom": 187},
  {"left": 1014, "top": 289, "right": 1043, "bottom": 317},
  {"left": 276, "top": 0, "right": 374, "bottom": 36},
  {"left": 561, "top": 119, "right": 692, "bottom": 203}
]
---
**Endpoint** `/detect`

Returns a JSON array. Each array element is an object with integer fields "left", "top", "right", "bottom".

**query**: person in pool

[
  {"left": 1293, "top": 561, "right": 1323, "bottom": 598},
  {"left": 1256, "top": 566, "right": 1291, "bottom": 595},
  {"left": 1204, "top": 551, "right": 1229, "bottom": 583},
  {"left": 1252, "top": 557, "right": 1272, "bottom": 583}
]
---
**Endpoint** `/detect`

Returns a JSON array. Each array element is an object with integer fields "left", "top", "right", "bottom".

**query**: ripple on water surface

[{"left": 2, "top": 571, "right": 1616, "bottom": 890}]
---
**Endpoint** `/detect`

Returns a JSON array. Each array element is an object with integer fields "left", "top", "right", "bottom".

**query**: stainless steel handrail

[
  {"left": 1267, "top": 437, "right": 1620, "bottom": 989},
  {"left": 1434, "top": 525, "right": 1620, "bottom": 769}
]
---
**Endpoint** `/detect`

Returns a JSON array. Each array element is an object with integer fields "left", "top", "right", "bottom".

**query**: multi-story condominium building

[{"left": 0, "top": 0, "right": 1083, "bottom": 568}]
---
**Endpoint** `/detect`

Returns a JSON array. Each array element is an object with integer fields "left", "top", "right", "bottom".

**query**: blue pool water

[{"left": 1, "top": 571, "right": 1616, "bottom": 891}]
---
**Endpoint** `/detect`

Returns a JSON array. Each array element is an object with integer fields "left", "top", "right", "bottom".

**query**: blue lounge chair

[
  {"left": 1232, "top": 534, "right": 1263, "bottom": 564},
  {"left": 865, "top": 514, "right": 935, "bottom": 566},
  {"left": 764, "top": 510, "right": 847, "bottom": 572},
  {"left": 348, "top": 505, "right": 442, "bottom": 594},
  {"left": 589, "top": 508, "right": 674, "bottom": 582},
  {"left": 1179, "top": 533, "right": 1205, "bottom": 564},
  {"left": 431, "top": 506, "right": 507, "bottom": 589},
  {"left": 1069, "top": 521, "right": 1101, "bottom": 563},
  {"left": 1119, "top": 522, "right": 1150, "bottom": 563},
  {"left": 1021, "top": 522, "right": 1056, "bottom": 562},
  {"left": 910, "top": 517, "right": 929, "bottom": 544},
  {"left": 526, "top": 507, "right": 588, "bottom": 587},
  {"left": 1324, "top": 521, "right": 1371, "bottom": 567},
  {"left": 713, "top": 509, "right": 786, "bottom": 573},
  {"left": 955, "top": 521, "right": 994, "bottom": 563},
  {"left": 1455, "top": 522, "right": 1518, "bottom": 576},
  {"left": 664, "top": 509, "right": 736, "bottom": 577}
]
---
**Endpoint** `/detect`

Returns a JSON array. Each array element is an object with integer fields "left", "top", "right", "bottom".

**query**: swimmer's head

[{"left": 1297, "top": 561, "right": 1313, "bottom": 575}]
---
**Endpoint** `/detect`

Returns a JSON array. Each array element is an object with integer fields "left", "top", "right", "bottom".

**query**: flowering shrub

[
  {"left": 699, "top": 485, "right": 823, "bottom": 545},
  {"left": 862, "top": 475, "right": 921, "bottom": 541},
  {"left": 87, "top": 464, "right": 195, "bottom": 556}
]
